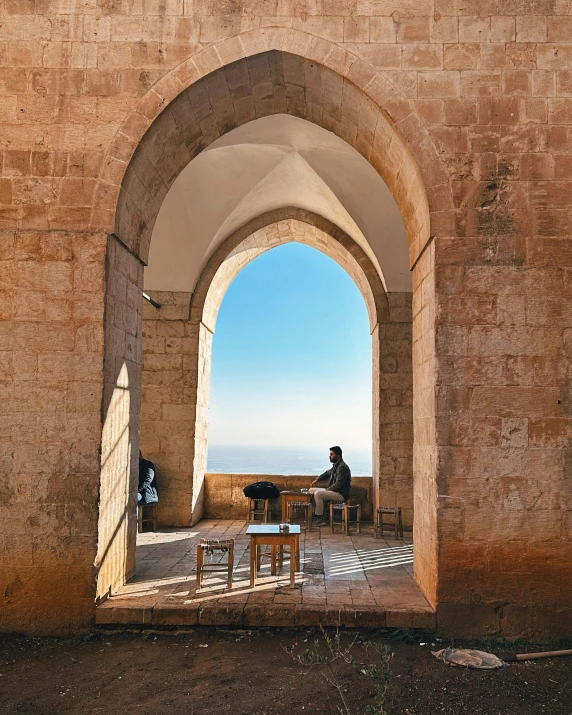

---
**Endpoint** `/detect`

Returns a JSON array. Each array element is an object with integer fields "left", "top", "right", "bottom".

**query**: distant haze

[
  {"left": 208, "top": 243, "right": 372, "bottom": 470},
  {"left": 208, "top": 444, "right": 373, "bottom": 477}
]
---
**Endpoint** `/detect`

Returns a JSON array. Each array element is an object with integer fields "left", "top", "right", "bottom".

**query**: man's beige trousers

[{"left": 309, "top": 487, "right": 345, "bottom": 516}]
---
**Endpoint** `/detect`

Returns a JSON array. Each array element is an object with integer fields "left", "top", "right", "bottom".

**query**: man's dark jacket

[
  {"left": 138, "top": 458, "right": 158, "bottom": 505},
  {"left": 316, "top": 459, "right": 351, "bottom": 499}
]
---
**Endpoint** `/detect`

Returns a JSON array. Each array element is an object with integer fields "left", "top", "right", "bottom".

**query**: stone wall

[
  {"left": 1, "top": 2, "right": 571, "bottom": 639},
  {"left": 0, "top": 229, "right": 144, "bottom": 633},
  {"left": 204, "top": 473, "right": 375, "bottom": 522},
  {"left": 0, "top": 229, "right": 107, "bottom": 634},
  {"left": 434, "top": 227, "right": 572, "bottom": 638}
]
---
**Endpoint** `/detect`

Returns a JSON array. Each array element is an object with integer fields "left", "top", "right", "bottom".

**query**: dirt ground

[{"left": 0, "top": 629, "right": 571, "bottom": 715}]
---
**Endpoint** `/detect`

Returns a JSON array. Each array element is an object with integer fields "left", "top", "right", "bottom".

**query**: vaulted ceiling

[{"left": 145, "top": 114, "right": 410, "bottom": 294}]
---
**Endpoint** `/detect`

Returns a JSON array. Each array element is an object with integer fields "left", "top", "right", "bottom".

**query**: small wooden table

[
  {"left": 280, "top": 490, "right": 312, "bottom": 522},
  {"left": 247, "top": 524, "right": 301, "bottom": 588}
]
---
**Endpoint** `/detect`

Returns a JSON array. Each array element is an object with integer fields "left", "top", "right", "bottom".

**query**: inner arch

[
  {"left": 200, "top": 213, "right": 385, "bottom": 334},
  {"left": 173, "top": 215, "right": 391, "bottom": 524}
]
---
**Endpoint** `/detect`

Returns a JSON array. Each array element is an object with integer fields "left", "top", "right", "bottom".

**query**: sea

[{"left": 207, "top": 444, "right": 372, "bottom": 476}]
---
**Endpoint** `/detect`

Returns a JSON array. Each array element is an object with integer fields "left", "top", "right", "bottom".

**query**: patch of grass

[
  {"left": 287, "top": 625, "right": 392, "bottom": 715},
  {"left": 360, "top": 641, "right": 392, "bottom": 715},
  {"left": 387, "top": 628, "right": 416, "bottom": 643}
]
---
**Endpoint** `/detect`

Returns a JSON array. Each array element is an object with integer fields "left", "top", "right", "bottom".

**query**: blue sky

[{"left": 209, "top": 243, "right": 372, "bottom": 450}]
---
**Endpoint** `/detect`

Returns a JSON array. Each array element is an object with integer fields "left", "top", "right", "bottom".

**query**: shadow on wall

[{"left": 95, "top": 360, "right": 140, "bottom": 602}]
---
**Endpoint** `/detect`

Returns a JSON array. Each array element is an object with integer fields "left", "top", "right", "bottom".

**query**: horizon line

[{"left": 208, "top": 443, "right": 372, "bottom": 450}]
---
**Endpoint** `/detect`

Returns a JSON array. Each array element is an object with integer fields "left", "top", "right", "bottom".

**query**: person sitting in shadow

[
  {"left": 309, "top": 445, "right": 351, "bottom": 527},
  {"left": 138, "top": 451, "right": 158, "bottom": 515}
]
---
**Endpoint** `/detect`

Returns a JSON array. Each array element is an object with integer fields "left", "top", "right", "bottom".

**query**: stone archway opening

[
  {"left": 116, "top": 213, "right": 427, "bottom": 627},
  {"left": 196, "top": 217, "right": 384, "bottom": 524},
  {"left": 138, "top": 105, "right": 418, "bottom": 530},
  {"left": 202, "top": 231, "right": 377, "bottom": 517},
  {"left": 141, "top": 214, "right": 413, "bottom": 530},
  {"left": 97, "top": 47, "right": 439, "bottom": 619}
]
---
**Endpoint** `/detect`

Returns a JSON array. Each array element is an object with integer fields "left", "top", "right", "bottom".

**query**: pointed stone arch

[
  {"left": 100, "top": 36, "right": 444, "bottom": 608},
  {"left": 93, "top": 29, "right": 452, "bottom": 270}
]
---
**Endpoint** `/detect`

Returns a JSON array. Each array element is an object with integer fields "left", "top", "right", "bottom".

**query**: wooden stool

[
  {"left": 320, "top": 497, "right": 340, "bottom": 525},
  {"left": 280, "top": 491, "right": 312, "bottom": 522},
  {"left": 375, "top": 507, "right": 403, "bottom": 539},
  {"left": 247, "top": 497, "right": 272, "bottom": 523},
  {"left": 196, "top": 538, "right": 234, "bottom": 590},
  {"left": 137, "top": 503, "right": 157, "bottom": 533},
  {"left": 330, "top": 501, "right": 361, "bottom": 536},
  {"left": 287, "top": 500, "right": 312, "bottom": 531}
]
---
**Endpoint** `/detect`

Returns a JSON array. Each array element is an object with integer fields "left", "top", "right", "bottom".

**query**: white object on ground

[{"left": 432, "top": 648, "right": 504, "bottom": 670}]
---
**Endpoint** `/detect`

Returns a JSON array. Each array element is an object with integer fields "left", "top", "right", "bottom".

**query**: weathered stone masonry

[
  {"left": 0, "top": 2, "right": 570, "bottom": 640},
  {"left": 0, "top": 230, "right": 142, "bottom": 631},
  {"left": 0, "top": 230, "right": 107, "bottom": 633}
]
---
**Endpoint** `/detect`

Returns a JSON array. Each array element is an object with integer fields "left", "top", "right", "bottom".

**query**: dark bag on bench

[{"left": 243, "top": 481, "right": 279, "bottom": 499}]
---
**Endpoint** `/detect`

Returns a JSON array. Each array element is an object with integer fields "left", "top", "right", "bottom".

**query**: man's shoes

[{"left": 312, "top": 517, "right": 327, "bottom": 527}]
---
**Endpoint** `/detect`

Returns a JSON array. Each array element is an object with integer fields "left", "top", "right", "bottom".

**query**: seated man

[
  {"left": 309, "top": 446, "right": 351, "bottom": 527},
  {"left": 138, "top": 451, "right": 158, "bottom": 513}
]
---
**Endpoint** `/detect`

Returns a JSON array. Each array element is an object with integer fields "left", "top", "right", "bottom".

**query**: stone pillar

[
  {"left": 377, "top": 292, "right": 414, "bottom": 526},
  {"left": 95, "top": 235, "right": 143, "bottom": 601},
  {"left": 412, "top": 241, "right": 438, "bottom": 608},
  {"left": 0, "top": 230, "right": 107, "bottom": 634},
  {"left": 0, "top": 230, "right": 143, "bottom": 632},
  {"left": 192, "top": 322, "right": 212, "bottom": 524},
  {"left": 433, "top": 233, "right": 572, "bottom": 640},
  {"left": 140, "top": 291, "right": 198, "bottom": 527}
]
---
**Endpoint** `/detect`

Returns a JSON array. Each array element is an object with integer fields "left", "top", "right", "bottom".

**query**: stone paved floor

[{"left": 96, "top": 520, "right": 435, "bottom": 630}]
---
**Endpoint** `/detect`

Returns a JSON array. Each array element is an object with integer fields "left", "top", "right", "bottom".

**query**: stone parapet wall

[{"left": 204, "top": 473, "right": 375, "bottom": 522}]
